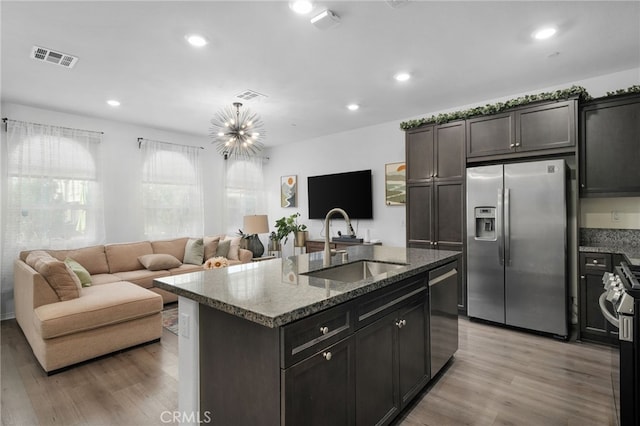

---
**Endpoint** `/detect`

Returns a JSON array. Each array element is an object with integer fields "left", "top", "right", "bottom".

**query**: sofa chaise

[{"left": 14, "top": 235, "right": 251, "bottom": 373}]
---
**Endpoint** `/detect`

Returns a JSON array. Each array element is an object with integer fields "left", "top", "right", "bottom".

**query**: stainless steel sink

[{"left": 303, "top": 260, "right": 407, "bottom": 283}]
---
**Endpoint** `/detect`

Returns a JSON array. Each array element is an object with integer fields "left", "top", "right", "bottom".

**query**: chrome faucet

[{"left": 323, "top": 208, "right": 355, "bottom": 267}]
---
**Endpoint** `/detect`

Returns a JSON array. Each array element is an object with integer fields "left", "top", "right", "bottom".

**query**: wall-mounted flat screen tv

[{"left": 307, "top": 169, "right": 373, "bottom": 219}]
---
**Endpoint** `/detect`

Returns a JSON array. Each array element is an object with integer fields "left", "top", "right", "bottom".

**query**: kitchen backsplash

[{"left": 580, "top": 228, "right": 640, "bottom": 249}]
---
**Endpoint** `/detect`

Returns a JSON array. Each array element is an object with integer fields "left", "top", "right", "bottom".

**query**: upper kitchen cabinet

[
  {"left": 466, "top": 99, "right": 577, "bottom": 161},
  {"left": 406, "top": 125, "right": 434, "bottom": 183},
  {"left": 435, "top": 121, "right": 466, "bottom": 180},
  {"left": 580, "top": 93, "right": 640, "bottom": 197},
  {"left": 406, "top": 121, "right": 465, "bottom": 183}
]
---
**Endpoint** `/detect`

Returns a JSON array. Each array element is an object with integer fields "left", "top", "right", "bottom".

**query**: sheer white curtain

[
  {"left": 1, "top": 119, "right": 104, "bottom": 317},
  {"left": 223, "top": 156, "right": 267, "bottom": 235},
  {"left": 140, "top": 138, "right": 204, "bottom": 240}
]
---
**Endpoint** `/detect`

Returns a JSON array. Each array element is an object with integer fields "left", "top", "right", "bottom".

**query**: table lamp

[{"left": 243, "top": 214, "right": 269, "bottom": 258}]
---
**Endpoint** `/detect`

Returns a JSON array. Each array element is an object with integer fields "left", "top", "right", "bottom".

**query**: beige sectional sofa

[{"left": 14, "top": 236, "right": 252, "bottom": 373}]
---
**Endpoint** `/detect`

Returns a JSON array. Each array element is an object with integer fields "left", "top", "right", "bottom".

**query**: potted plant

[
  {"left": 274, "top": 212, "right": 307, "bottom": 248},
  {"left": 291, "top": 213, "right": 308, "bottom": 248},
  {"left": 268, "top": 231, "right": 281, "bottom": 254}
]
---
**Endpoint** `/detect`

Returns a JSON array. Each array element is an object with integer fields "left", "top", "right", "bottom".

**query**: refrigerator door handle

[
  {"left": 497, "top": 188, "right": 504, "bottom": 266},
  {"left": 504, "top": 188, "right": 510, "bottom": 266}
]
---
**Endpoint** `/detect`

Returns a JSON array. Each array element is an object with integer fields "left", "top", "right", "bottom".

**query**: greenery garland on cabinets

[
  {"left": 605, "top": 85, "right": 640, "bottom": 97},
  {"left": 399, "top": 85, "right": 592, "bottom": 130}
]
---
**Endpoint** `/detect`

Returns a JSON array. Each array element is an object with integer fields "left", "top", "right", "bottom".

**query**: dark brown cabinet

[
  {"left": 579, "top": 252, "right": 619, "bottom": 346},
  {"left": 200, "top": 261, "right": 460, "bottom": 425},
  {"left": 406, "top": 122, "right": 466, "bottom": 313},
  {"left": 406, "top": 126, "right": 435, "bottom": 182},
  {"left": 283, "top": 337, "right": 355, "bottom": 426},
  {"left": 406, "top": 180, "right": 463, "bottom": 257},
  {"left": 580, "top": 94, "right": 640, "bottom": 197},
  {"left": 407, "top": 122, "right": 464, "bottom": 184},
  {"left": 355, "top": 290, "right": 428, "bottom": 425},
  {"left": 406, "top": 122, "right": 465, "bottom": 250},
  {"left": 466, "top": 100, "right": 577, "bottom": 160}
]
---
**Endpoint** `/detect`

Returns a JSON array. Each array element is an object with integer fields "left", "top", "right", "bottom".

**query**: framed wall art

[
  {"left": 281, "top": 175, "right": 297, "bottom": 207},
  {"left": 385, "top": 162, "right": 406, "bottom": 206}
]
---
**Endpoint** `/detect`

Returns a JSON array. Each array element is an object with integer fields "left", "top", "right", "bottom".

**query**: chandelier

[{"left": 210, "top": 102, "right": 265, "bottom": 159}]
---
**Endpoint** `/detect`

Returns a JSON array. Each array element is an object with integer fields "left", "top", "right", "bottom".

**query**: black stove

[{"left": 602, "top": 262, "right": 639, "bottom": 426}]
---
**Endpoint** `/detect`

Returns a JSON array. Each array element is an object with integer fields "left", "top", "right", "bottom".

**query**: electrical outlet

[
  {"left": 180, "top": 313, "right": 190, "bottom": 338},
  {"left": 611, "top": 211, "right": 621, "bottom": 222}
]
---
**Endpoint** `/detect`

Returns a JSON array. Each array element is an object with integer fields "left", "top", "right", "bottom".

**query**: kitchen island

[{"left": 155, "top": 245, "right": 461, "bottom": 425}]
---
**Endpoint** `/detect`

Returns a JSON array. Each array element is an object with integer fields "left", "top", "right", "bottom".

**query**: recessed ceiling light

[
  {"left": 394, "top": 72, "right": 411, "bottom": 82},
  {"left": 289, "top": 0, "right": 314, "bottom": 14},
  {"left": 347, "top": 104, "right": 360, "bottom": 111},
  {"left": 106, "top": 99, "right": 120, "bottom": 107},
  {"left": 185, "top": 34, "right": 208, "bottom": 47},
  {"left": 532, "top": 27, "right": 557, "bottom": 40}
]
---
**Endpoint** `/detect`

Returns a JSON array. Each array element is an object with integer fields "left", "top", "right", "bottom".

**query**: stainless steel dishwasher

[{"left": 428, "top": 261, "right": 459, "bottom": 377}]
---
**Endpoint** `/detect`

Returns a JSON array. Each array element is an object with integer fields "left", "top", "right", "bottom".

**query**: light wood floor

[{"left": 1, "top": 316, "right": 616, "bottom": 426}]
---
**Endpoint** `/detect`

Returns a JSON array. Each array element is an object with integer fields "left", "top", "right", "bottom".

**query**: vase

[
  {"left": 246, "top": 234, "right": 264, "bottom": 258},
  {"left": 268, "top": 240, "right": 282, "bottom": 257},
  {"left": 294, "top": 231, "right": 308, "bottom": 248}
]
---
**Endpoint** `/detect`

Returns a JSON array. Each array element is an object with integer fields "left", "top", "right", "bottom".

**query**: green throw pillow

[
  {"left": 184, "top": 238, "right": 204, "bottom": 265},
  {"left": 215, "top": 239, "right": 231, "bottom": 258},
  {"left": 64, "top": 257, "right": 92, "bottom": 287}
]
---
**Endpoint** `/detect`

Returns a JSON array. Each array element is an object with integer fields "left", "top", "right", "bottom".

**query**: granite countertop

[
  {"left": 579, "top": 228, "right": 640, "bottom": 266},
  {"left": 154, "top": 245, "right": 461, "bottom": 328}
]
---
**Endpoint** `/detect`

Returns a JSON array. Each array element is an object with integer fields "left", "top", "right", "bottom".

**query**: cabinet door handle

[
  {"left": 580, "top": 275, "right": 585, "bottom": 280},
  {"left": 320, "top": 326, "right": 329, "bottom": 335},
  {"left": 395, "top": 319, "right": 407, "bottom": 328},
  {"left": 434, "top": 242, "right": 438, "bottom": 246},
  {"left": 433, "top": 172, "right": 438, "bottom": 177},
  {"left": 593, "top": 260, "right": 598, "bottom": 264},
  {"left": 510, "top": 143, "right": 515, "bottom": 148},
  {"left": 515, "top": 142, "right": 521, "bottom": 147},
  {"left": 323, "top": 351, "right": 332, "bottom": 361}
]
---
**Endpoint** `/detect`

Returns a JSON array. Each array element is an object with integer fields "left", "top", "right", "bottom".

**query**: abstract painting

[
  {"left": 281, "top": 175, "right": 297, "bottom": 207},
  {"left": 385, "top": 162, "right": 406, "bottom": 205}
]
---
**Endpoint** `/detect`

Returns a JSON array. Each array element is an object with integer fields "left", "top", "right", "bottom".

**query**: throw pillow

[
  {"left": 184, "top": 238, "right": 204, "bottom": 265},
  {"left": 225, "top": 236, "right": 242, "bottom": 261},
  {"left": 26, "top": 251, "right": 81, "bottom": 301},
  {"left": 203, "top": 236, "right": 221, "bottom": 260},
  {"left": 215, "top": 239, "right": 231, "bottom": 258},
  {"left": 138, "top": 253, "right": 182, "bottom": 271},
  {"left": 64, "top": 257, "right": 92, "bottom": 287}
]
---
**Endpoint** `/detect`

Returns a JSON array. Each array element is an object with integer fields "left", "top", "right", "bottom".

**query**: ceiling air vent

[
  {"left": 385, "top": 0, "right": 410, "bottom": 8},
  {"left": 31, "top": 46, "right": 78, "bottom": 69},
  {"left": 235, "top": 89, "right": 268, "bottom": 102}
]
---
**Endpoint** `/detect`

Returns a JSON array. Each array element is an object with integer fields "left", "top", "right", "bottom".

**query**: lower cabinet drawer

[
  {"left": 355, "top": 273, "right": 428, "bottom": 329},
  {"left": 281, "top": 302, "right": 353, "bottom": 368},
  {"left": 581, "top": 252, "right": 611, "bottom": 272}
]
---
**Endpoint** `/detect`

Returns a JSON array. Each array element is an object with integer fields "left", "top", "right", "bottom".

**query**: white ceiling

[{"left": 2, "top": 1, "right": 639, "bottom": 147}]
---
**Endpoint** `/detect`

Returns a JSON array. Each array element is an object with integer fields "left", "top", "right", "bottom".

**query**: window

[
  {"left": 1, "top": 120, "right": 104, "bottom": 315},
  {"left": 140, "top": 139, "right": 204, "bottom": 239},
  {"left": 223, "top": 157, "right": 266, "bottom": 234},
  {"left": 3, "top": 121, "right": 104, "bottom": 248}
]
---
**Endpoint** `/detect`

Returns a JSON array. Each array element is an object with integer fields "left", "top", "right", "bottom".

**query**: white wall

[
  {"left": 263, "top": 67, "right": 640, "bottom": 251},
  {"left": 1, "top": 102, "right": 228, "bottom": 243},
  {"left": 581, "top": 197, "right": 640, "bottom": 229},
  {"left": 264, "top": 121, "right": 407, "bottom": 254}
]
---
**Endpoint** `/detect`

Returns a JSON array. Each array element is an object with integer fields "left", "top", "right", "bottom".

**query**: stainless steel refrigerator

[{"left": 466, "top": 159, "right": 568, "bottom": 337}]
